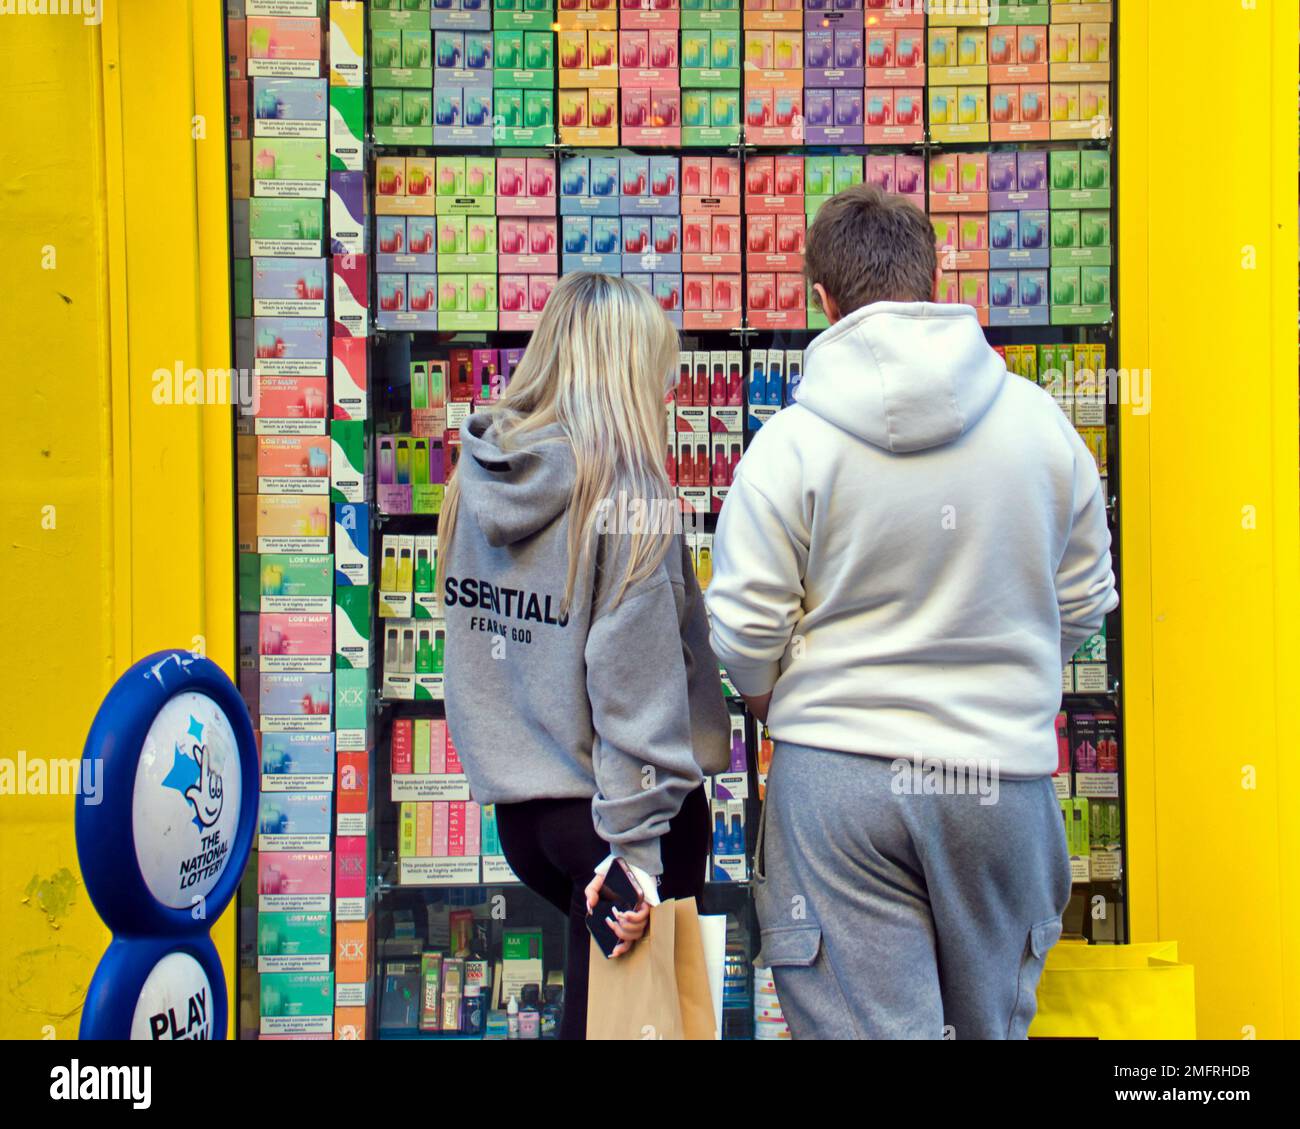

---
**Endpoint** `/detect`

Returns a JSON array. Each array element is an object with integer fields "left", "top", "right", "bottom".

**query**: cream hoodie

[{"left": 705, "top": 302, "right": 1118, "bottom": 776}]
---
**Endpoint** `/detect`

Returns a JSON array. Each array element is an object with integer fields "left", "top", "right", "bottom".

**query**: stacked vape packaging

[
  {"left": 498, "top": 157, "right": 560, "bottom": 329},
  {"left": 374, "top": 156, "right": 502, "bottom": 331},
  {"left": 862, "top": 0, "right": 925, "bottom": 142},
  {"left": 557, "top": 0, "right": 621, "bottom": 145},
  {"left": 390, "top": 718, "right": 514, "bottom": 885},
  {"left": 232, "top": 0, "right": 338, "bottom": 1041},
  {"left": 744, "top": 154, "right": 806, "bottom": 328},
  {"left": 620, "top": 0, "right": 683, "bottom": 145},
  {"left": 741, "top": 0, "right": 802, "bottom": 145},
  {"left": 494, "top": 0, "right": 558, "bottom": 145},
  {"left": 1052, "top": 708, "right": 1121, "bottom": 898},
  {"left": 985, "top": 148, "right": 1050, "bottom": 325},
  {"left": 372, "top": 0, "right": 435, "bottom": 146},
  {"left": 331, "top": 0, "right": 376, "bottom": 1040},
  {"left": 1045, "top": 147, "right": 1112, "bottom": 323},
  {"left": 803, "top": 1, "right": 863, "bottom": 145},
  {"left": 671, "top": 347, "right": 744, "bottom": 515},
  {"left": 743, "top": 346, "right": 801, "bottom": 431},
  {"left": 226, "top": 0, "right": 1124, "bottom": 1039},
  {"left": 929, "top": 150, "right": 991, "bottom": 323},
  {"left": 559, "top": 155, "right": 694, "bottom": 326},
  {"left": 708, "top": 711, "right": 750, "bottom": 880},
  {"left": 432, "top": 0, "right": 496, "bottom": 145},
  {"left": 930, "top": 147, "right": 1110, "bottom": 326},
  {"left": 681, "top": 0, "right": 742, "bottom": 144},
  {"left": 802, "top": 152, "right": 862, "bottom": 328},
  {"left": 928, "top": 3, "right": 1112, "bottom": 144}
]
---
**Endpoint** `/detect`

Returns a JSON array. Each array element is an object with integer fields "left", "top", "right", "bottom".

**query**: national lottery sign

[{"left": 76, "top": 651, "right": 258, "bottom": 1040}]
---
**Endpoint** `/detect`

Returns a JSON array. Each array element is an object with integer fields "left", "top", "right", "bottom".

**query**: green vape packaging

[
  {"left": 329, "top": 86, "right": 365, "bottom": 172},
  {"left": 257, "top": 912, "right": 332, "bottom": 973},
  {"left": 259, "top": 972, "right": 334, "bottom": 1036},
  {"left": 260, "top": 553, "right": 333, "bottom": 613},
  {"left": 330, "top": 419, "right": 368, "bottom": 504},
  {"left": 335, "top": 585, "right": 373, "bottom": 669},
  {"left": 335, "top": 666, "right": 369, "bottom": 732}
]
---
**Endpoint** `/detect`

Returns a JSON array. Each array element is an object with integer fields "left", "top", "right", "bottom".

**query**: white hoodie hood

[
  {"left": 795, "top": 301, "right": 1006, "bottom": 452},
  {"left": 706, "top": 301, "right": 1117, "bottom": 776}
]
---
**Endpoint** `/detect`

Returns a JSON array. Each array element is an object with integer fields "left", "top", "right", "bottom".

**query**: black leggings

[{"left": 494, "top": 786, "right": 710, "bottom": 1040}]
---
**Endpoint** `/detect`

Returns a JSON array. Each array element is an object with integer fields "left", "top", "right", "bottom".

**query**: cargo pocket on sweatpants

[
  {"left": 750, "top": 795, "right": 816, "bottom": 949},
  {"left": 1008, "top": 916, "right": 1063, "bottom": 1039}
]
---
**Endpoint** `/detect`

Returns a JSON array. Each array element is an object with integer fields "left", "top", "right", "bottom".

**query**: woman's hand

[{"left": 584, "top": 870, "right": 651, "bottom": 959}]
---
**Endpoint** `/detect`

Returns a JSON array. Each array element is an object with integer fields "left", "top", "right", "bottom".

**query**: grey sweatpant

[{"left": 754, "top": 742, "right": 1072, "bottom": 1040}]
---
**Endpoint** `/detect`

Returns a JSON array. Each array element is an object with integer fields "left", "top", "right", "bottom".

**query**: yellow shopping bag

[{"left": 1030, "top": 941, "right": 1196, "bottom": 1039}]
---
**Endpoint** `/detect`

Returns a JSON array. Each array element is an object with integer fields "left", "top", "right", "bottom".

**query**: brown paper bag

[
  {"left": 673, "top": 898, "right": 717, "bottom": 1040},
  {"left": 586, "top": 898, "right": 682, "bottom": 1040}
]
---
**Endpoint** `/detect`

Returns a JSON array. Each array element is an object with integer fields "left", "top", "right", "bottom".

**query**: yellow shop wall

[
  {"left": 1118, "top": 0, "right": 1300, "bottom": 1038},
  {"left": 0, "top": 1, "right": 235, "bottom": 1038}
]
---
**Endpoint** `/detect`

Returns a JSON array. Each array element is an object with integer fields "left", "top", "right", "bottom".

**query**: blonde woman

[{"left": 440, "top": 272, "right": 730, "bottom": 1039}]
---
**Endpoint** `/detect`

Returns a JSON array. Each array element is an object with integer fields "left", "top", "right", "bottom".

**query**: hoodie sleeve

[
  {"left": 585, "top": 574, "right": 705, "bottom": 876},
  {"left": 705, "top": 470, "right": 809, "bottom": 697},
  {"left": 1056, "top": 430, "right": 1119, "bottom": 665}
]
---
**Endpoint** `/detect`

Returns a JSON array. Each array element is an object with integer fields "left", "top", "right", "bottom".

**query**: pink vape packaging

[{"left": 258, "top": 852, "right": 332, "bottom": 911}]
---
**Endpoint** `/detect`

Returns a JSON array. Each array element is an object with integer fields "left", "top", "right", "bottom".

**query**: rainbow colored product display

[
  {"left": 226, "top": 0, "right": 1121, "bottom": 1042},
  {"left": 359, "top": 0, "right": 1111, "bottom": 148}
]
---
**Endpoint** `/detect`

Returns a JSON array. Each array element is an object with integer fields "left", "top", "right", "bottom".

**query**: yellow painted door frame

[
  {"left": 99, "top": 0, "right": 237, "bottom": 1035},
  {"left": 2, "top": 0, "right": 1296, "bottom": 1043},
  {"left": 0, "top": 0, "right": 235, "bottom": 1037},
  {"left": 1118, "top": 0, "right": 1300, "bottom": 1038}
]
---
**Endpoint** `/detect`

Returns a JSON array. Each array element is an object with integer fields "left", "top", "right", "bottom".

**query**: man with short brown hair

[{"left": 706, "top": 184, "right": 1117, "bottom": 1039}]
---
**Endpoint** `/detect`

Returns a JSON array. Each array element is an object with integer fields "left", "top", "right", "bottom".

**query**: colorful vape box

[
  {"left": 259, "top": 554, "right": 332, "bottom": 614},
  {"left": 249, "top": 198, "right": 324, "bottom": 258},
  {"left": 328, "top": 171, "right": 367, "bottom": 255},
  {"left": 258, "top": 911, "right": 332, "bottom": 974},
  {"left": 328, "top": 336, "right": 367, "bottom": 423},
  {"left": 260, "top": 613, "right": 333, "bottom": 674},
  {"left": 335, "top": 835, "right": 368, "bottom": 904},
  {"left": 254, "top": 78, "right": 328, "bottom": 139},
  {"left": 329, "top": 506, "right": 367, "bottom": 593},
  {"left": 327, "top": 87, "right": 365, "bottom": 172},
  {"left": 329, "top": 1, "right": 366, "bottom": 87},
  {"left": 260, "top": 972, "right": 334, "bottom": 1036},
  {"left": 252, "top": 137, "right": 327, "bottom": 200},
  {"left": 329, "top": 418, "right": 368, "bottom": 504},
  {"left": 260, "top": 731, "right": 336, "bottom": 788},
  {"left": 258, "top": 850, "right": 332, "bottom": 913},
  {"left": 247, "top": 17, "right": 322, "bottom": 79},
  {"left": 259, "top": 788, "right": 333, "bottom": 847},
  {"left": 250, "top": 257, "right": 327, "bottom": 319},
  {"left": 256, "top": 494, "right": 330, "bottom": 555},
  {"left": 334, "top": 585, "right": 372, "bottom": 671},
  {"left": 256, "top": 434, "right": 330, "bottom": 495}
]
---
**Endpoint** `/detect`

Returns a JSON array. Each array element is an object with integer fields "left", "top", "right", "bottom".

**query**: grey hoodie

[{"left": 443, "top": 414, "right": 731, "bottom": 874}]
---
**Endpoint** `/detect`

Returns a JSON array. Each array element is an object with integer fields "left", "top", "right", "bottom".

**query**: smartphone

[{"left": 586, "top": 859, "right": 643, "bottom": 959}]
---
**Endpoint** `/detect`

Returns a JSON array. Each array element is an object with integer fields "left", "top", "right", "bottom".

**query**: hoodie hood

[
  {"left": 795, "top": 301, "right": 1007, "bottom": 453},
  {"left": 457, "top": 414, "right": 575, "bottom": 546}
]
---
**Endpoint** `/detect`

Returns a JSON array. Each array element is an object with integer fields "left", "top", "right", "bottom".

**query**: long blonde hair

[{"left": 439, "top": 272, "right": 679, "bottom": 614}]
